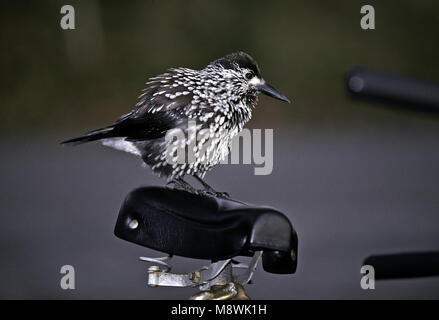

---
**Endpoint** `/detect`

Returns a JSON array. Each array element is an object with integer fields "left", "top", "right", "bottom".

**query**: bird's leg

[
  {"left": 194, "top": 175, "right": 230, "bottom": 198},
  {"left": 167, "top": 177, "right": 199, "bottom": 195}
]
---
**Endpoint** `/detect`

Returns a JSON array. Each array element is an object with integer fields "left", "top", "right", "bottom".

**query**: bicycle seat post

[{"left": 189, "top": 262, "right": 250, "bottom": 300}]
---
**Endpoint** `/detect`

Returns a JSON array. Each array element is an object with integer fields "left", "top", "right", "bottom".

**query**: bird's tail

[{"left": 61, "top": 126, "right": 115, "bottom": 146}]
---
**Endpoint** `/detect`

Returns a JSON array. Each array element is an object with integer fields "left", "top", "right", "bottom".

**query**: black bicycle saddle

[{"left": 114, "top": 186, "right": 298, "bottom": 274}]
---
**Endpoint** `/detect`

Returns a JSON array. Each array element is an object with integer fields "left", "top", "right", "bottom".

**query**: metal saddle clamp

[{"left": 140, "top": 251, "right": 263, "bottom": 300}]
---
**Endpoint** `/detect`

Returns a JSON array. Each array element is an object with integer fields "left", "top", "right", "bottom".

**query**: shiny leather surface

[{"left": 114, "top": 186, "right": 297, "bottom": 273}]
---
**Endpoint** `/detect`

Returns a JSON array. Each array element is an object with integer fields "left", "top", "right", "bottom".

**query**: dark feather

[
  {"left": 210, "top": 51, "right": 261, "bottom": 78},
  {"left": 62, "top": 71, "right": 195, "bottom": 145},
  {"left": 61, "top": 126, "right": 115, "bottom": 145}
]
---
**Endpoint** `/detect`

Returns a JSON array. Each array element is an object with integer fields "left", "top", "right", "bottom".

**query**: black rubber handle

[
  {"left": 346, "top": 67, "right": 439, "bottom": 111},
  {"left": 363, "top": 251, "right": 439, "bottom": 280}
]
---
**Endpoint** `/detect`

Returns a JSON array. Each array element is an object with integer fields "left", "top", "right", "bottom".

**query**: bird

[{"left": 62, "top": 51, "right": 290, "bottom": 197}]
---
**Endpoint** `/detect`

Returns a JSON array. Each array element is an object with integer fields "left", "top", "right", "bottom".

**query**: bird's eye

[{"left": 245, "top": 72, "right": 254, "bottom": 80}]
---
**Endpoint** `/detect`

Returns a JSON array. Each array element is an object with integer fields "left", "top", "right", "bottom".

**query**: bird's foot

[
  {"left": 167, "top": 178, "right": 199, "bottom": 195},
  {"left": 193, "top": 175, "right": 231, "bottom": 198},
  {"left": 213, "top": 191, "right": 230, "bottom": 198},
  {"left": 198, "top": 188, "right": 230, "bottom": 199}
]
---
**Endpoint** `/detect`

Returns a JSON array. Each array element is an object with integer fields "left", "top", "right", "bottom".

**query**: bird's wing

[{"left": 110, "top": 69, "right": 201, "bottom": 141}]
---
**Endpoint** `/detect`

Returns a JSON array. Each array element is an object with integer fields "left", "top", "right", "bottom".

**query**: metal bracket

[{"left": 140, "top": 251, "right": 263, "bottom": 291}]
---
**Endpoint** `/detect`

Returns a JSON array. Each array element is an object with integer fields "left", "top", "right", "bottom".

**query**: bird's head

[{"left": 206, "top": 51, "right": 291, "bottom": 104}]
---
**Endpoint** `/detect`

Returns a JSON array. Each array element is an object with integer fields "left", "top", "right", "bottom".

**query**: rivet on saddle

[{"left": 114, "top": 186, "right": 298, "bottom": 299}]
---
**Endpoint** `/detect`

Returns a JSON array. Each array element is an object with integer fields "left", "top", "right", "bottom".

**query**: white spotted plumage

[
  {"left": 119, "top": 62, "right": 258, "bottom": 180},
  {"left": 63, "top": 52, "right": 290, "bottom": 187}
]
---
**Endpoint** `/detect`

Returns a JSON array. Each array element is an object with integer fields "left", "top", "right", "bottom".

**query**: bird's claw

[
  {"left": 198, "top": 189, "right": 230, "bottom": 199},
  {"left": 215, "top": 191, "right": 230, "bottom": 198},
  {"left": 167, "top": 179, "right": 199, "bottom": 195},
  {"left": 167, "top": 178, "right": 230, "bottom": 198}
]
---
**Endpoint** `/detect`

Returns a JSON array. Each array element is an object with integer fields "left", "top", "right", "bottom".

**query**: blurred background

[{"left": 1, "top": 0, "right": 438, "bottom": 299}]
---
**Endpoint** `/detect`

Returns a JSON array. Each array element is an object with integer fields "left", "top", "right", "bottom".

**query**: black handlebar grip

[
  {"left": 363, "top": 251, "right": 439, "bottom": 280},
  {"left": 346, "top": 67, "right": 439, "bottom": 111}
]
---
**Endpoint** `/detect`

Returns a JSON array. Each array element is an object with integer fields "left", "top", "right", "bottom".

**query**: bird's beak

[{"left": 256, "top": 81, "right": 291, "bottom": 103}]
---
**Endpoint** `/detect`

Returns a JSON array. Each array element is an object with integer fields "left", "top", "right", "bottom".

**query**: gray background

[
  {"left": 1, "top": 0, "right": 439, "bottom": 299},
  {"left": 1, "top": 124, "right": 439, "bottom": 299}
]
